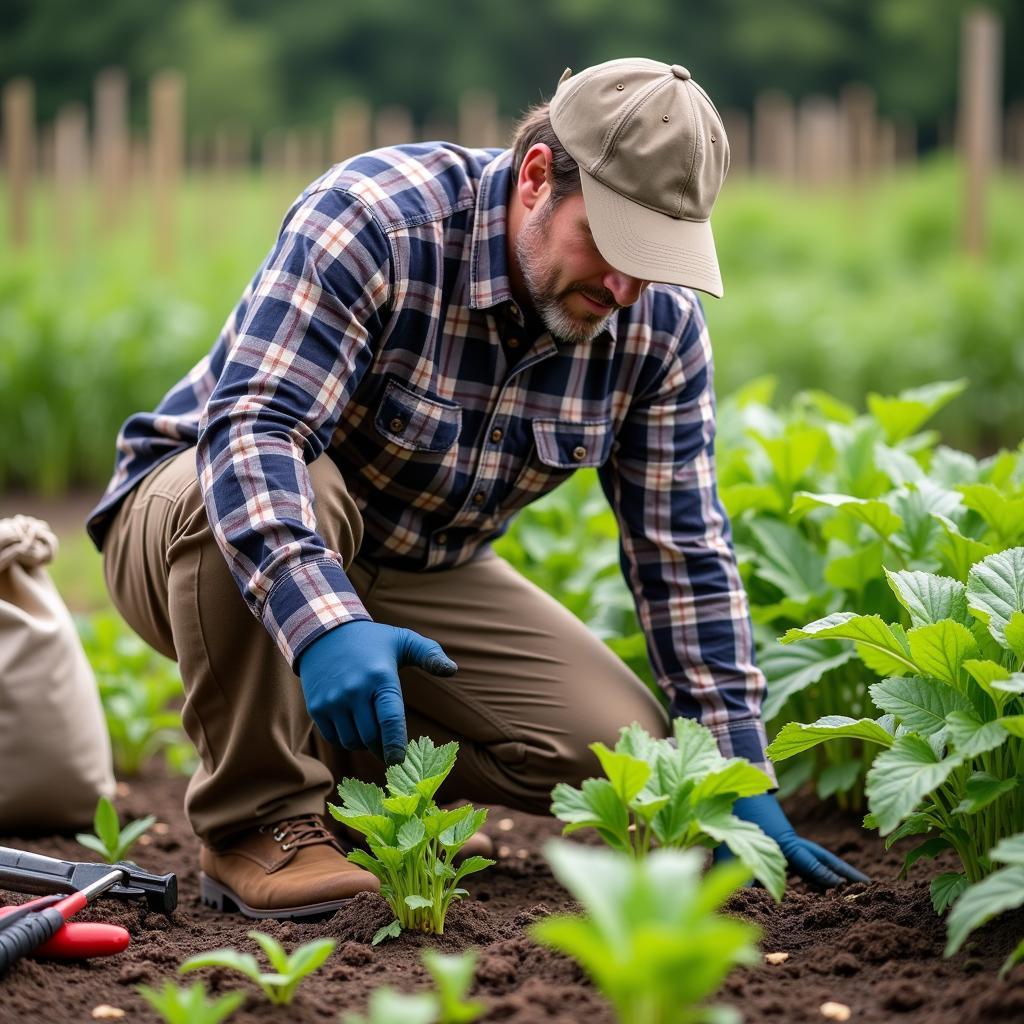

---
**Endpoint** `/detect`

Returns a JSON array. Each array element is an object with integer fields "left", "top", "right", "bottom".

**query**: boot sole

[{"left": 199, "top": 872, "right": 357, "bottom": 921}]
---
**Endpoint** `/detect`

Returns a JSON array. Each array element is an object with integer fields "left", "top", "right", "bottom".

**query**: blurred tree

[{"left": 1, "top": 0, "right": 1020, "bottom": 152}]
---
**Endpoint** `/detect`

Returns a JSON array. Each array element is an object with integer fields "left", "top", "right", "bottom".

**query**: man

[{"left": 87, "top": 57, "right": 866, "bottom": 920}]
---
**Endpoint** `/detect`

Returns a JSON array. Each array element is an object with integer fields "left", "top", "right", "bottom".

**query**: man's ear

[{"left": 516, "top": 144, "right": 552, "bottom": 213}]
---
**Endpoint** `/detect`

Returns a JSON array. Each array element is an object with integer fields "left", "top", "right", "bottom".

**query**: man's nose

[{"left": 601, "top": 269, "right": 647, "bottom": 307}]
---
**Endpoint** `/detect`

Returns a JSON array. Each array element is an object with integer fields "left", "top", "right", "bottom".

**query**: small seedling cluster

[{"left": 75, "top": 795, "right": 155, "bottom": 864}]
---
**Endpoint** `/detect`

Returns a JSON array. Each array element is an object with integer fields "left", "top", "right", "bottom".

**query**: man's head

[{"left": 506, "top": 57, "right": 730, "bottom": 342}]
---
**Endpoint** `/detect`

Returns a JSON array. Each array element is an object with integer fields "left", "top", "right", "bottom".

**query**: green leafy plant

[
  {"left": 179, "top": 930, "right": 335, "bottom": 1006},
  {"left": 531, "top": 840, "right": 759, "bottom": 1024},
  {"left": 945, "top": 833, "right": 1024, "bottom": 977},
  {"left": 767, "top": 547, "right": 1024, "bottom": 912},
  {"left": 551, "top": 719, "right": 786, "bottom": 900},
  {"left": 716, "top": 377, "right": 1024, "bottom": 805},
  {"left": 329, "top": 737, "right": 494, "bottom": 944},
  {"left": 75, "top": 795, "right": 155, "bottom": 864},
  {"left": 137, "top": 980, "right": 244, "bottom": 1024},
  {"left": 342, "top": 950, "right": 483, "bottom": 1024}
]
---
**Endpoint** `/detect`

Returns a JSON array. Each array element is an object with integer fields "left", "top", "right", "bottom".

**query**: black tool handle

[{"left": 0, "top": 907, "right": 64, "bottom": 974}]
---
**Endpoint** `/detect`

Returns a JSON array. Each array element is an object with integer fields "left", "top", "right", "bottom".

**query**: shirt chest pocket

[
  {"left": 374, "top": 379, "right": 462, "bottom": 453},
  {"left": 531, "top": 418, "right": 614, "bottom": 469}
]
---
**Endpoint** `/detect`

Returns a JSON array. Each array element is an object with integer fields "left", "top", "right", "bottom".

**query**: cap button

[{"left": 670, "top": 64, "right": 691, "bottom": 81}]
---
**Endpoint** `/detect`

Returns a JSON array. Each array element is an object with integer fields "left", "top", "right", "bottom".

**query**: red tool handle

[{"left": 0, "top": 903, "right": 129, "bottom": 959}]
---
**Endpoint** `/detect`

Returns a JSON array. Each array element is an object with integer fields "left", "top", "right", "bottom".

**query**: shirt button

[
  {"left": 435, "top": 532, "right": 448, "bottom": 545},
  {"left": 507, "top": 337, "right": 520, "bottom": 349},
  {"left": 472, "top": 491, "right": 486, "bottom": 506},
  {"left": 490, "top": 428, "right": 503, "bottom": 444},
  {"left": 572, "top": 445, "right": 587, "bottom": 461},
  {"left": 389, "top": 416, "right": 406, "bottom": 433}
]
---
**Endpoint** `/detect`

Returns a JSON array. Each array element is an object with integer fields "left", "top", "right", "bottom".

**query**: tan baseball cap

[{"left": 549, "top": 57, "right": 730, "bottom": 298}]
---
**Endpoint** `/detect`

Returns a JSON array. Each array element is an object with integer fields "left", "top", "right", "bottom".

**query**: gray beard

[{"left": 514, "top": 209, "right": 614, "bottom": 345}]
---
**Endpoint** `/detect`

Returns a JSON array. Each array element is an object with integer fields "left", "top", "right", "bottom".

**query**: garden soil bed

[{"left": 3, "top": 765, "right": 1024, "bottom": 1024}]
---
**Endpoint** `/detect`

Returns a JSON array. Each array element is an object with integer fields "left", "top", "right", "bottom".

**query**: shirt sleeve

[
  {"left": 598, "top": 292, "right": 776, "bottom": 784},
  {"left": 196, "top": 188, "right": 393, "bottom": 670}
]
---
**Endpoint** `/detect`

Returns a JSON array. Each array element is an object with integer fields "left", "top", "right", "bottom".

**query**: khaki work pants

[{"left": 102, "top": 447, "right": 668, "bottom": 847}]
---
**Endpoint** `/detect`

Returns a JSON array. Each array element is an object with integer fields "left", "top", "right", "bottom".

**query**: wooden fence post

[
  {"left": 721, "top": 108, "right": 750, "bottom": 177},
  {"left": 840, "top": 83, "right": 877, "bottom": 186},
  {"left": 150, "top": 70, "right": 185, "bottom": 272},
  {"left": 54, "top": 103, "right": 88, "bottom": 258},
  {"left": 959, "top": 7, "right": 1003, "bottom": 255},
  {"left": 332, "top": 98, "right": 371, "bottom": 163},
  {"left": 458, "top": 89, "right": 500, "bottom": 148},
  {"left": 753, "top": 90, "right": 796, "bottom": 181},
  {"left": 374, "top": 106, "right": 413, "bottom": 148},
  {"left": 94, "top": 68, "right": 129, "bottom": 233},
  {"left": 797, "top": 95, "right": 840, "bottom": 188},
  {"left": 3, "top": 78, "right": 34, "bottom": 249}
]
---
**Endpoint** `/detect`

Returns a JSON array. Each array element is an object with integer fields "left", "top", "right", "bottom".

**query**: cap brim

[{"left": 579, "top": 168, "right": 724, "bottom": 298}]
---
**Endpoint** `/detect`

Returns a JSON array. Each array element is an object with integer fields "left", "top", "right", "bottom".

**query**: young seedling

[
  {"left": 768, "top": 548, "right": 1024, "bottom": 913},
  {"left": 551, "top": 718, "right": 786, "bottom": 899},
  {"left": 341, "top": 950, "right": 483, "bottom": 1024},
  {"left": 179, "top": 930, "right": 335, "bottom": 1006},
  {"left": 531, "top": 840, "right": 760, "bottom": 1024},
  {"left": 329, "top": 737, "right": 494, "bottom": 944},
  {"left": 75, "top": 795, "right": 156, "bottom": 864},
  {"left": 137, "top": 980, "right": 243, "bottom": 1024}
]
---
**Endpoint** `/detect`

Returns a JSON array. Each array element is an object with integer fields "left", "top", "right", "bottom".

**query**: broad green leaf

[
  {"left": 551, "top": 778, "right": 631, "bottom": 853},
  {"left": 668, "top": 717, "right": 726, "bottom": 782},
  {"left": 1005, "top": 612, "right": 1024, "bottom": 661},
  {"left": 615, "top": 721, "right": 662, "bottom": 765},
  {"left": 901, "top": 836, "right": 953, "bottom": 877},
  {"left": 346, "top": 849, "right": 384, "bottom": 879},
  {"left": 386, "top": 737, "right": 458, "bottom": 802},
  {"left": 439, "top": 809, "right": 488, "bottom": 850},
  {"left": 422, "top": 950, "right": 484, "bottom": 1024},
  {"left": 759, "top": 641, "right": 857, "bottom": 722},
  {"left": 284, "top": 938, "right": 335, "bottom": 981},
  {"left": 958, "top": 485, "right": 1024, "bottom": 546},
  {"left": 963, "top": 660, "right": 1016, "bottom": 706},
  {"left": 695, "top": 805, "right": 786, "bottom": 901},
  {"left": 781, "top": 613, "right": 917, "bottom": 675},
  {"left": 795, "top": 388, "right": 858, "bottom": 424},
  {"left": 691, "top": 760, "right": 773, "bottom": 801},
  {"left": 874, "top": 442, "right": 927, "bottom": 486},
  {"left": 946, "top": 865, "right": 1024, "bottom": 955},
  {"left": 997, "top": 715, "right": 1024, "bottom": 738},
  {"left": 335, "top": 778, "right": 386, "bottom": 817},
  {"left": 906, "top": 621, "right": 978, "bottom": 686},
  {"left": 180, "top": 949, "right": 262, "bottom": 983},
  {"left": 884, "top": 569, "right": 970, "bottom": 627},
  {"left": 931, "top": 872, "right": 969, "bottom": 914},
  {"left": 945, "top": 711, "right": 1008, "bottom": 758},
  {"left": 249, "top": 930, "right": 289, "bottom": 973},
  {"left": 885, "top": 812, "right": 934, "bottom": 846},
  {"left": 453, "top": 855, "right": 495, "bottom": 884},
  {"left": 767, "top": 715, "right": 895, "bottom": 761},
  {"left": 651, "top": 786, "right": 698, "bottom": 847},
  {"left": 993, "top": 673, "right": 1024, "bottom": 695},
  {"left": 868, "top": 676, "right": 971, "bottom": 736},
  {"left": 74, "top": 834, "right": 111, "bottom": 859},
  {"left": 934, "top": 514, "right": 996, "bottom": 583},
  {"left": 94, "top": 796, "right": 120, "bottom": 851},
  {"left": 720, "top": 483, "right": 784, "bottom": 518},
  {"left": 590, "top": 742, "right": 650, "bottom": 804},
  {"left": 397, "top": 817, "right": 426, "bottom": 852},
  {"left": 991, "top": 834, "right": 1024, "bottom": 867},
  {"left": 542, "top": 840, "right": 633, "bottom": 938},
  {"left": 865, "top": 734, "right": 965, "bottom": 834},
  {"left": 890, "top": 482, "right": 961, "bottom": 564},
  {"left": 117, "top": 815, "right": 156, "bottom": 851},
  {"left": 750, "top": 426, "right": 830, "bottom": 491},
  {"left": 967, "top": 548, "right": 1024, "bottom": 649},
  {"left": 790, "top": 492, "right": 903, "bottom": 539},
  {"left": 824, "top": 540, "right": 884, "bottom": 593},
  {"left": 867, "top": 379, "right": 967, "bottom": 444},
  {"left": 372, "top": 920, "right": 402, "bottom": 945},
  {"left": 381, "top": 794, "right": 421, "bottom": 817},
  {"left": 747, "top": 518, "right": 827, "bottom": 601},
  {"left": 405, "top": 895, "right": 433, "bottom": 910},
  {"left": 953, "top": 772, "right": 1019, "bottom": 814}
]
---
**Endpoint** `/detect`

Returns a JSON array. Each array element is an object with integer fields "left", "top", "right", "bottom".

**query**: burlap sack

[{"left": 0, "top": 516, "right": 114, "bottom": 829}]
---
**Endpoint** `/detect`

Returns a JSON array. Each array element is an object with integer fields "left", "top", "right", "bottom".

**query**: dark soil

[{"left": 2, "top": 767, "right": 1023, "bottom": 1023}]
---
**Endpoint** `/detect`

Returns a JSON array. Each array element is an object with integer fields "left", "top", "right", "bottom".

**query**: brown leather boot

[{"left": 199, "top": 813, "right": 380, "bottom": 920}]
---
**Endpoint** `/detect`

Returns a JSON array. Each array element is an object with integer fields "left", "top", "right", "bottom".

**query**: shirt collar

[{"left": 467, "top": 149, "right": 620, "bottom": 342}]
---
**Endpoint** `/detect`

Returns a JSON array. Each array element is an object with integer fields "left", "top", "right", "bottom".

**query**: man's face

[{"left": 514, "top": 193, "right": 648, "bottom": 344}]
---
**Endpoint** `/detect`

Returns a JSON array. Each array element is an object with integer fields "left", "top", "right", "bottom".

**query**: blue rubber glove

[
  {"left": 714, "top": 792, "right": 871, "bottom": 891},
  {"left": 297, "top": 620, "right": 457, "bottom": 765}
]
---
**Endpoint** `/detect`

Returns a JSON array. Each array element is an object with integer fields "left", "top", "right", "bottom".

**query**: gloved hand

[
  {"left": 714, "top": 792, "right": 871, "bottom": 890},
  {"left": 297, "top": 620, "right": 457, "bottom": 765}
]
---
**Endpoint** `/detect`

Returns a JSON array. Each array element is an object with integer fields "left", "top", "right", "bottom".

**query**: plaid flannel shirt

[{"left": 87, "top": 142, "right": 775, "bottom": 781}]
